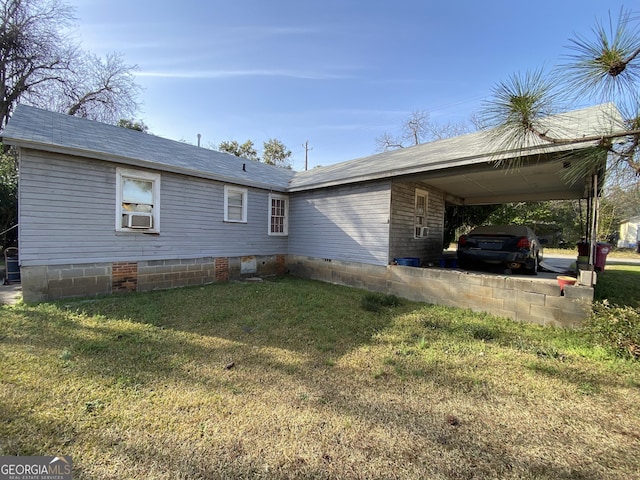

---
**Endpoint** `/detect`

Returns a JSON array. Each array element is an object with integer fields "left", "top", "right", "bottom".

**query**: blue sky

[{"left": 69, "top": 0, "right": 629, "bottom": 170}]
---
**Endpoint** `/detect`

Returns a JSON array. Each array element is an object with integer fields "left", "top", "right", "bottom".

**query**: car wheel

[
  {"left": 526, "top": 255, "right": 539, "bottom": 275},
  {"left": 457, "top": 259, "right": 470, "bottom": 270}
]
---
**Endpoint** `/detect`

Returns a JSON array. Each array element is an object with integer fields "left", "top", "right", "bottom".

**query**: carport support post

[{"left": 587, "top": 172, "right": 599, "bottom": 287}]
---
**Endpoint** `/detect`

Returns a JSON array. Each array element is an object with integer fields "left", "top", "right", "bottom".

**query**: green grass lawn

[
  {"left": 1, "top": 276, "right": 639, "bottom": 479},
  {"left": 594, "top": 264, "right": 640, "bottom": 307}
]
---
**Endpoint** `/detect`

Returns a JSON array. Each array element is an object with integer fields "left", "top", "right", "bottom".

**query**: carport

[
  {"left": 383, "top": 105, "right": 618, "bottom": 325},
  {"left": 289, "top": 103, "right": 625, "bottom": 285},
  {"left": 404, "top": 103, "right": 625, "bottom": 284},
  {"left": 288, "top": 103, "right": 626, "bottom": 326}
]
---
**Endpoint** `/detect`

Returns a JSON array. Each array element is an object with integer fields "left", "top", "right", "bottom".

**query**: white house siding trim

[
  {"left": 18, "top": 149, "right": 288, "bottom": 266},
  {"left": 288, "top": 181, "right": 391, "bottom": 266}
]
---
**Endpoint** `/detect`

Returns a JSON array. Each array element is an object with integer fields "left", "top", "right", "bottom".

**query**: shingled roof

[
  {"left": 2, "top": 105, "right": 295, "bottom": 191},
  {"left": 2, "top": 103, "right": 624, "bottom": 200},
  {"left": 288, "top": 103, "right": 624, "bottom": 192}
]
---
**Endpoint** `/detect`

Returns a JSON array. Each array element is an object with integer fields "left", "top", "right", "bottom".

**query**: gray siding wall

[
  {"left": 18, "top": 150, "right": 287, "bottom": 266},
  {"left": 288, "top": 181, "right": 391, "bottom": 265},
  {"left": 389, "top": 180, "right": 445, "bottom": 264}
]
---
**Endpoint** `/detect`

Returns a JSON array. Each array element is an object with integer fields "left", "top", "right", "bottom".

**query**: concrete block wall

[
  {"left": 20, "top": 254, "right": 287, "bottom": 302},
  {"left": 136, "top": 257, "right": 217, "bottom": 292},
  {"left": 20, "top": 253, "right": 592, "bottom": 327},
  {"left": 288, "top": 255, "right": 593, "bottom": 327},
  {"left": 20, "top": 263, "right": 113, "bottom": 302}
]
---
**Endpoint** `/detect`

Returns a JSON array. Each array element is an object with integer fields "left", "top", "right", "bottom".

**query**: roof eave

[{"left": 286, "top": 139, "right": 601, "bottom": 192}]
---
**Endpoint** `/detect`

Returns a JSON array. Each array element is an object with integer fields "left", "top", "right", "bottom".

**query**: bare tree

[
  {"left": 374, "top": 131, "right": 404, "bottom": 152},
  {"left": 402, "top": 109, "right": 430, "bottom": 145},
  {"left": 468, "top": 112, "right": 489, "bottom": 131},
  {"left": 376, "top": 109, "right": 473, "bottom": 152},
  {"left": 0, "top": 0, "right": 76, "bottom": 129},
  {"left": 375, "top": 110, "right": 430, "bottom": 152},
  {"left": 427, "top": 120, "right": 472, "bottom": 140},
  {"left": 60, "top": 52, "right": 140, "bottom": 124},
  {"left": 0, "top": 0, "right": 141, "bottom": 129}
]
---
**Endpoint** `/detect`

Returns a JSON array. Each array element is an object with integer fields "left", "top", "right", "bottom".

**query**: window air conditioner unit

[{"left": 124, "top": 212, "right": 153, "bottom": 229}]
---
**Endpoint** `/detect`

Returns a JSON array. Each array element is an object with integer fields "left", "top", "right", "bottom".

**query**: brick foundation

[
  {"left": 112, "top": 262, "right": 138, "bottom": 293},
  {"left": 215, "top": 257, "right": 229, "bottom": 281}
]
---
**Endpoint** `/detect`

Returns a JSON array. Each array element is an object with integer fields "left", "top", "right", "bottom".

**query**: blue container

[
  {"left": 439, "top": 257, "right": 458, "bottom": 268},
  {"left": 395, "top": 257, "right": 420, "bottom": 267}
]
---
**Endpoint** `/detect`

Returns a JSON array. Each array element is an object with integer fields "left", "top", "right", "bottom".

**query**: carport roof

[{"left": 288, "top": 103, "right": 624, "bottom": 204}]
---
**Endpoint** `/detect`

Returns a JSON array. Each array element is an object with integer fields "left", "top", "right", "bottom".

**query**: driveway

[
  {"left": 452, "top": 251, "right": 639, "bottom": 282},
  {"left": 542, "top": 252, "right": 640, "bottom": 269}
]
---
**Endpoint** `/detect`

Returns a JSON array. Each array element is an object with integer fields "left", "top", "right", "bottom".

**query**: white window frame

[
  {"left": 116, "top": 168, "right": 161, "bottom": 233},
  {"left": 414, "top": 188, "right": 428, "bottom": 239},
  {"left": 268, "top": 193, "right": 289, "bottom": 236},
  {"left": 224, "top": 185, "right": 248, "bottom": 223}
]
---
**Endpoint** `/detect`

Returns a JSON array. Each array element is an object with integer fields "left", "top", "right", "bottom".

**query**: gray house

[{"left": 2, "top": 104, "right": 622, "bottom": 325}]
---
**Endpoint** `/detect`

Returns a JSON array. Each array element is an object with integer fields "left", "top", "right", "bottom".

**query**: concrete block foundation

[
  {"left": 288, "top": 255, "right": 593, "bottom": 327},
  {"left": 19, "top": 253, "right": 592, "bottom": 327},
  {"left": 20, "top": 254, "right": 287, "bottom": 302}
]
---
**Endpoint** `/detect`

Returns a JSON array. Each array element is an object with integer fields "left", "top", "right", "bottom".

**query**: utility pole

[{"left": 302, "top": 140, "right": 313, "bottom": 171}]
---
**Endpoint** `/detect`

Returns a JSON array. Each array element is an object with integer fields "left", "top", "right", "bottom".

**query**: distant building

[{"left": 618, "top": 216, "right": 640, "bottom": 249}]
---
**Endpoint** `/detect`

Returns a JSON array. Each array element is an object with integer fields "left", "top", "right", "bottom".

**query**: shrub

[{"left": 587, "top": 302, "right": 640, "bottom": 360}]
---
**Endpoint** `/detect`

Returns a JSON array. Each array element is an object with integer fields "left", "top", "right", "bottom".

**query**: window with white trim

[
  {"left": 116, "top": 168, "right": 160, "bottom": 233},
  {"left": 414, "top": 189, "right": 428, "bottom": 238},
  {"left": 224, "top": 185, "right": 248, "bottom": 223},
  {"left": 268, "top": 193, "right": 288, "bottom": 236}
]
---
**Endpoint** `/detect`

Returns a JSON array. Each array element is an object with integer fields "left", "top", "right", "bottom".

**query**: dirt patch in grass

[{"left": 1, "top": 277, "right": 639, "bottom": 479}]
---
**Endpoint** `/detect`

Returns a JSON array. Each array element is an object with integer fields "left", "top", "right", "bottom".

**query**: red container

[
  {"left": 577, "top": 242, "right": 589, "bottom": 257},
  {"left": 594, "top": 243, "right": 611, "bottom": 271},
  {"left": 557, "top": 275, "right": 577, "bottom": 294},
  {"left": 576, "top": 242, "right": 611, "bottom": 271}
]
